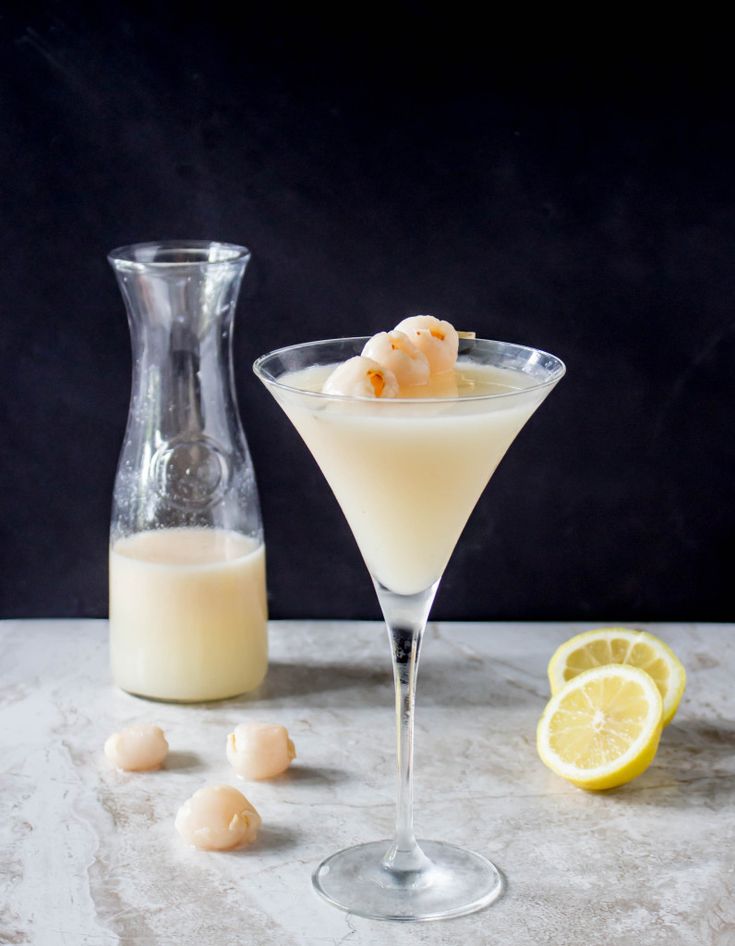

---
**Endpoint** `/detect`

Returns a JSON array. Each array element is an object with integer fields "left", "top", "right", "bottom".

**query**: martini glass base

[{"left": 312, "top": 840, "right": 504, "bottom": 921}]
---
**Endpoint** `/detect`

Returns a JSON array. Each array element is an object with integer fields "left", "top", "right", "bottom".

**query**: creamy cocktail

[
  {"left": 276, "top": 362, "right": 546, "bottom": 595},
  {"left": 254, "top": 318, "right": 565, "bottom": 921}
]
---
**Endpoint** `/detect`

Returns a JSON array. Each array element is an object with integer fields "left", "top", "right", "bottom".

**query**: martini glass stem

[{"left": 374, "top": 579, "right": 438, "bottom": 874}]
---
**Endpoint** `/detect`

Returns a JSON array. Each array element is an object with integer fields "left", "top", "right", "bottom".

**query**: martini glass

[{"left": 254, "top": 336, "right": 565, "bottom": 921}]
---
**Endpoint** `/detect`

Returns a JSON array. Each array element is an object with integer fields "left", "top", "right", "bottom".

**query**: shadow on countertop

[{"left": 601, "top": 717, "right": 735, "bottom": 805}]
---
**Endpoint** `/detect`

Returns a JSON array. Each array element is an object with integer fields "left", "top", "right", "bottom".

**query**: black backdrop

[{"left": 0, "top": 8, "right": 732, "bottom": 621}]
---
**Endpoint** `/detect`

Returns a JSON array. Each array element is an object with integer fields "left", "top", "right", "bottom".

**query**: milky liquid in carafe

[{"left": 109, "top": 527, "right": 267, "bottom": 702}]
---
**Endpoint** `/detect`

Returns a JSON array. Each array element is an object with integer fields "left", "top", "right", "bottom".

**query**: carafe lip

[{"left": 108, "top": 240, "right": 251, "bottom": 271}]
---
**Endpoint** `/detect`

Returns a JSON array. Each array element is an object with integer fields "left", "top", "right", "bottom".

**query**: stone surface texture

[{"left": 1, "top": 620, "right": 733, "bottom": 946}]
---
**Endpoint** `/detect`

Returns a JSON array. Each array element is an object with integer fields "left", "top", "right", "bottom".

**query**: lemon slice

[
  {"left": 547, "top": 627, "right": 686, "bottom": 726},
  {"left": 537, "top": 664, "right": 663, "bottom": 790}
]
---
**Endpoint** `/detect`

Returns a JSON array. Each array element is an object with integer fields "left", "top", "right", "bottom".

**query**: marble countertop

[{"left": 1, "top": 619, "right": 733, "bottom": 945}]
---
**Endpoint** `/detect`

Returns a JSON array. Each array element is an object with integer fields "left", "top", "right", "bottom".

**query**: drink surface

[
  {"left": 281, "top": 361, "right": 537, "bottom": 398},
  {"left": 109, "top": 528, "right": 268, "bottom": 702},
  {"left": 273, "top": 360, "right": 548, "bottom": 595}
]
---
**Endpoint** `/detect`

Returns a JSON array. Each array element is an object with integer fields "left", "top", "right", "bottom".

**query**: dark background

[{"left": 0, "top": 7, "right": 732, "bottom": 621}]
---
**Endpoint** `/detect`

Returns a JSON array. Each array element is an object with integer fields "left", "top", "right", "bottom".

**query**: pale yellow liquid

[
  {"left": 109, "top": 528, "right": 268, "bottom": 702},
  {"left": 275, "top": 362, "right": 547, "bottom": 595}
]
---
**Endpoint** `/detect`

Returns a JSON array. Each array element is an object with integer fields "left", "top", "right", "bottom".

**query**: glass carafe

[{"left": 108, "top": 241, "right": 267, "bottom": 702}]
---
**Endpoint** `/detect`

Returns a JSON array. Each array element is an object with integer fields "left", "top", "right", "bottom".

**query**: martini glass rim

[{"left": 253, "top": 335, "right": 566, "bottom": 404}]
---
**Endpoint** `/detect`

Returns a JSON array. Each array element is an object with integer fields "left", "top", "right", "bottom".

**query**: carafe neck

[{"left": 109, "top": 241, "right": 259, "bottom": 539}]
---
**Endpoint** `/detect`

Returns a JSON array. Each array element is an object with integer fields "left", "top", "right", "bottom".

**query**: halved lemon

[
  {"left": 547, "top": 627, "right": 686, "bottom": 726},
  {"left": 537, "top": 664, "right": 663, "bottom": 790}
]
